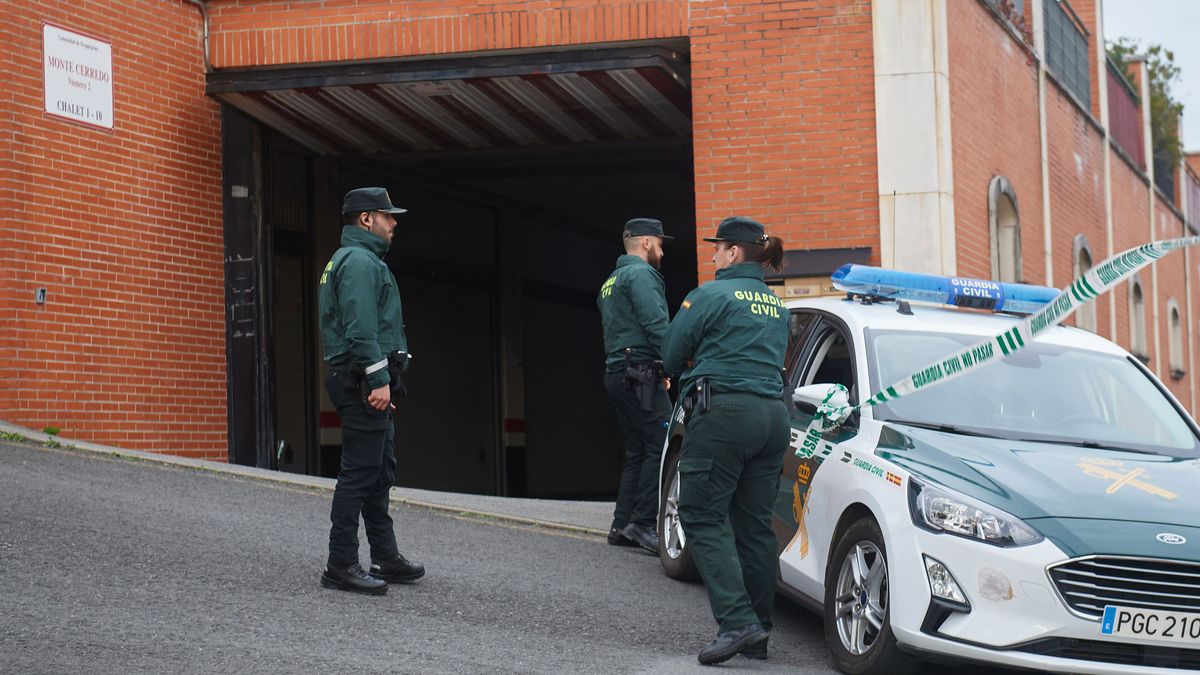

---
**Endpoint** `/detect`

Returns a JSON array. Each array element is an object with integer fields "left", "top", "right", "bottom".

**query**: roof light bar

[{"left": 831, "top": 264, "right": 1060, "bottom": 314}]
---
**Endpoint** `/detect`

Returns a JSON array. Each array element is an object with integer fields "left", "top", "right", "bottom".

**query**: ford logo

[{"left": 1156, "top": 533, "right": 1187, "bottom": 545}]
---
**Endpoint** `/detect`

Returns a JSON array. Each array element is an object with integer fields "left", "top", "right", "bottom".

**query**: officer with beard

[
  {"left": 597, "top": 218, "right": 673, "bottom": 554},
  {"left": 318, "top": 187, "right": 425, "bottom": 595}
]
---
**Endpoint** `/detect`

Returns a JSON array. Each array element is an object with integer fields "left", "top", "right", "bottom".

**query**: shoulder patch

[{"left": 681, "top": 299, "right": 692, "bottom": 309}]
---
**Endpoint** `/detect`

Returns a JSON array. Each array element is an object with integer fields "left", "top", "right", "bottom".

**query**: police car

[{"left": 657, "top": 266, "right": 1200, "bottom": 674}]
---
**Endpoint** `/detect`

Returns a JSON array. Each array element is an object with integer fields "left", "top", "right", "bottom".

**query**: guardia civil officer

[
  {"left": 317, "top": 187, "right": 425, "bottom": 595},
  {"left": 597, "top": 218, "right": 673, "bottom": 553},
  {"left": 661, "top": 217, "right": 789, "bottom": 664}
]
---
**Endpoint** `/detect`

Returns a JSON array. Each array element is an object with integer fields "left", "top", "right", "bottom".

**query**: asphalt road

[{"left": 0, "top": 440, "right": 1013, "bottom": 674}]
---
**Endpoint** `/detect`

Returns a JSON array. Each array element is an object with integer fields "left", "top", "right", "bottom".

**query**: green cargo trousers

[{"left": 677, "top": 392, "right": 790, "bottom": 633}]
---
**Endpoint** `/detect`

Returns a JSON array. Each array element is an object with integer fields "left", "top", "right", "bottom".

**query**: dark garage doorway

[{"left": 214, "top": 43, "right": 696, "bottom": 498}]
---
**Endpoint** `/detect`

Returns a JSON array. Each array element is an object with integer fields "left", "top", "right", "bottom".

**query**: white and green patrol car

[{"left": 657, "top": 267, "right": 1200, "bottom": 674}]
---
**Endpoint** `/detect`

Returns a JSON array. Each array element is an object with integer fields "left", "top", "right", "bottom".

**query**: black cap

[
  {"left": 342, "top": 187, "right": 407, "bottom": 215},
  {"left": 622, "top": 217, "right": 674, "bottom": 241},
  {"left": 703, "top": 216, "right": 768, "bottom": 245}
]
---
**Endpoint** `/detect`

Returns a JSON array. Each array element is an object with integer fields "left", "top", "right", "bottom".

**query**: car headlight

[{"left": 908, "top": 479, "right": 1043, "bottom": 547}]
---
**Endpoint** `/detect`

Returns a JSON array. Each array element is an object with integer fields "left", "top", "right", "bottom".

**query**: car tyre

[
  {"left": 823, "top": 516, "right": 917, "bottom": 675},
  {"left": 658, "top": 452, "right": 699, "bottom": 581}
]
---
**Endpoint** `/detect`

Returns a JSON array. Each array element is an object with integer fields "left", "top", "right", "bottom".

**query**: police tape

[{"left": 795, "top": 235, "right": 1200, "bottom": 460}]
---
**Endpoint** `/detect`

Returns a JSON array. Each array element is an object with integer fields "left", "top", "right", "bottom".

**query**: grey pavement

[
  {"left": 0, "top": 427, "right": 1014, "bottom": 674},
  {"left": 0, "top": 438, "right": 835, "bottom": 674},
  {"left": 0, "top": 420, "right": 611, "bottom": 536}
]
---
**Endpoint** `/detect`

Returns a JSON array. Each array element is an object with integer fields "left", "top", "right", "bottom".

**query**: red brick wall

[
  {"left": 207, "top": 0, "right": 691, "bottom": 66},
  {"left": 688, "top": 0, "right": 878, "bottom": 278},
  {"left": 0, "top": 0, "right": 226, "bottom": 458},
  {"left": 1153, "top": 201, "right": 1190, "bottom": 407},
  {"left": 1045, "top": 76, "right": 1108, "bottom": 330},
  {"left": 208, "top": 0, "right": 879, "bottom": 281},
  {"left": 948, "top": 0, "right": 1042, "bottom": 282},
  {"left": 1109, "top": 150, "right": 1150, "bottom": 351}
]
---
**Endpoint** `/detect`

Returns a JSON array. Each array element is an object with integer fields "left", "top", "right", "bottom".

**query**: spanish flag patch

[{"left": 682, "top": 300, "right": 692, "bottom": 309}]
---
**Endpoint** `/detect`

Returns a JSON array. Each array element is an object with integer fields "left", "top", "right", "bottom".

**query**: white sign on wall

[{"left": 43, "top": 24, "right": 113, "bottom": 129}]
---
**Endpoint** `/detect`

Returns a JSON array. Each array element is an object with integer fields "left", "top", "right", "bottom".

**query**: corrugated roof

[{"left": 207, "top": 46, "right": 691, "bottom": 156}]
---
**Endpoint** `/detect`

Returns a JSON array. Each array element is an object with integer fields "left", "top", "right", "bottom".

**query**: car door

[{"left": 773, "top": 313, "right": 861, "bottom": 602}]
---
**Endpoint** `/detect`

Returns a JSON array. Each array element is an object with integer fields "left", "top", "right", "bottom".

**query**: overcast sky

[{"left": 1103, "top": 0, "right": 1199, "bottom": 152}]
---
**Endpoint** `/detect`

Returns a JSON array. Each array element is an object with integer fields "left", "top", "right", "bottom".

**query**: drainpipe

[{"left": 182, "top": 0, "right": 211, "bottom": 73}]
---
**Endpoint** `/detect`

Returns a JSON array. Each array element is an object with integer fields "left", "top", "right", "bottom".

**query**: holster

[
  {"left": 345, "top": 360, "right": 374, "bottom": 410},
  {"left": 623, "top": 351, "right": 665, "bottom": 412},
  {"left": 680, "top": 377, "right": 710, "bottom": 418},
  {"left": 344, "top": 352, "right": 407, "bottom": 411},
  {"left": 387, "top": 350, "right": 409, "bottom": 400}
]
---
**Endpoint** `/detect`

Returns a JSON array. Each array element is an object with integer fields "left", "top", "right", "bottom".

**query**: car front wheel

[
  {"left": 824, "top": 516, "right": 917, "bottom": 675},
  {"left": 658, "top": 452, "right": 699, "bottom": 581}
]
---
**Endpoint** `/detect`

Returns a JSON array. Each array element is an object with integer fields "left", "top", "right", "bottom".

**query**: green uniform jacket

[
  {"left": 597, "top": 255, "right": 670, "bottom": 372},
  {"left": 662, "top": 262, "right": 789, "bottom": 397},
  {"left": 318, "top": 226, "right": 408, "bottom": 389}
]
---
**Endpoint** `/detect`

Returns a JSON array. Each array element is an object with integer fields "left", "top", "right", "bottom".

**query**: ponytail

[
  {"left": 757, "top": 236, "right": 785, "bottom": 273},
  {"left": 739, "top": 236, "right": 785, "bottom": 273}
]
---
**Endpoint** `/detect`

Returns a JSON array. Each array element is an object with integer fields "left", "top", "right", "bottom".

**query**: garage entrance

[{"left": 211, "top": 43, "right": 696, "bottom": 497}]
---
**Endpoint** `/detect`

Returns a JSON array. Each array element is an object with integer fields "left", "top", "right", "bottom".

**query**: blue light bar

[{"left": 830, "top": 264, "right": 1060, "bottom": 314}]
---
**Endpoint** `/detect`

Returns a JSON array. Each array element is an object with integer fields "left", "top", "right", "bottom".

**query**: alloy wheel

[
  {"left": 661, "top": 469, "right": 686, "bottom": 559},
  {"left": 833, "top": 540, "right": 889, "bottom": 656}
]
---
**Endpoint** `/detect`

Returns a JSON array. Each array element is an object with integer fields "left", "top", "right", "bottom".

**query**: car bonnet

[{"left": 876, "top": 424, "right": 1200, "bottom": 529}]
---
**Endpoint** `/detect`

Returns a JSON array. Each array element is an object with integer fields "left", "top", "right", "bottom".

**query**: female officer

[{"left": 661, "top": 216, "right": 789, "bottom": 665}]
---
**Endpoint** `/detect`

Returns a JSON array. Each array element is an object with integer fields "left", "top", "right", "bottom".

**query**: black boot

[
  {"left": 741, "top": 636, "right": 768, "bottom": 660},
  {"left": 607, "top": 526, "right": 638, "bottom": 547},
  {"left": 320, "top": 563, "right": 387, "bottom": 595},
  {"left": 621, "top": 522, "right": 659, "bottom": 555},
  {"left": 698, "top": 624, "right": 768, "bottom": 665},
  {"left": 370, "top": 553, "right": 425, "bottom": 583}
]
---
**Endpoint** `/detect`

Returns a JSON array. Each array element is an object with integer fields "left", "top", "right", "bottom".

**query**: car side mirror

[{"left": 792, "top": 383, "right": 848, "bottom": 417}]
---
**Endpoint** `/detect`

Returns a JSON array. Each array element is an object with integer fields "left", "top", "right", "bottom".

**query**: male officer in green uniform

[
  {"left": 662, "top": 216, "right": 789, "bottom": 664},
  {"left": 317, "top": 187, "right": 425, "bottom": 596},
  {"left": 597, "top": 218, "right": 673, "bottom": 553}
]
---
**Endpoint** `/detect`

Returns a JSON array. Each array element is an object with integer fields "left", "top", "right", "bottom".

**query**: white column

[
  {"left": 872, "top": 0, "right": 956, "bottom": 274},
  {"left": 1136, "top": 59, "right": 1163, "bottom": 376},
  {"left": 1094, "top": 4, "right": 1117, "bottom": 341},
  {"left": 1031, "top": 0, "right": 1054, "bottom": 287},
  {"left": 1180, "top": 128, "right": 1195, "bottom": 415}
]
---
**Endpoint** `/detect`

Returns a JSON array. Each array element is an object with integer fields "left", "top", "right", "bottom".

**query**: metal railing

[{"left": 1106, "top": 58, "right": 1144, "bottom": 170}]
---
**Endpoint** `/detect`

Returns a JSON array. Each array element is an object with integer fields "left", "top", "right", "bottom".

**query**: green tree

[{"left": 1107, "top": 38, "right": 1185, "bottom": 169}]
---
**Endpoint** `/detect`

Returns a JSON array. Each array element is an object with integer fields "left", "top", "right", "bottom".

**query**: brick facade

[
  {"left": 1044, "top": 76, "right": 1108, "bottom": 326},
  {"left": 2, "top": 0, "right": 1197, "bottom": 458},
  {"left": 206, "top": 0, "right": 880, "bottom": 280},
  {"left": 0, "top": 0, "right": 225, "bottom": 458},
  {"left": 947, "top": 0, "right": 1042, "bottom": 283},
  {"left": 208, "top": 1, "right": 689, "bottom": 66},
  {"left": 948, "top": 0, "right": 1194, "bottom": 410},
  {"left": 688, "top": 0, "right": 878, "bottom": 278}
]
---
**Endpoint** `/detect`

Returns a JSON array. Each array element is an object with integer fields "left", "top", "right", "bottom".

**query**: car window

[
  {"left": 866, "top": 329, "right": 1200, "bottom": 456},
  {"left": 800, "top": 326, "right": 856, "bottom": 402},
  {"left": 783, "top": 311, "right": 818, "bottom": 384}
]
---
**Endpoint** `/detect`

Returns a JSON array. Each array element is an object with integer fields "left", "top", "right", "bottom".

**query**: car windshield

[{"left": 866, "top": 329, "right": 1200, "bottom": 456}]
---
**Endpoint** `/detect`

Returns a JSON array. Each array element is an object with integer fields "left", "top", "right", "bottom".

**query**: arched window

[
  {"left": 1129, "top": 275, "right": 1147, "bottom": 359},
  {"left": 1072, "top": 234, "right": 1096, "bottom": 333},
  {"left": 1168, "top": 299, "right": 1184, "bottom": 379},
  {"left": 989, "top": 176, "right": 1021, "bottom": 283}
]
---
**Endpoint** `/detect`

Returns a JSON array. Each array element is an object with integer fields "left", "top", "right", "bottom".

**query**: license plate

[{"left": 1101, "top": 605, "right": 1200, "bottom": 644}]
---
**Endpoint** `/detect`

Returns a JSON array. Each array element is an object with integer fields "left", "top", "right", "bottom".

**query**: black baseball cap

[
  {"left": 703, "top": 216, "right": 768, "bottom": 245},
  {"left": 342, "top": 187, "right": 407, "bottom": 215},
  {"left": 622, "top": 217, "right": 673, "bottom": 240}
]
